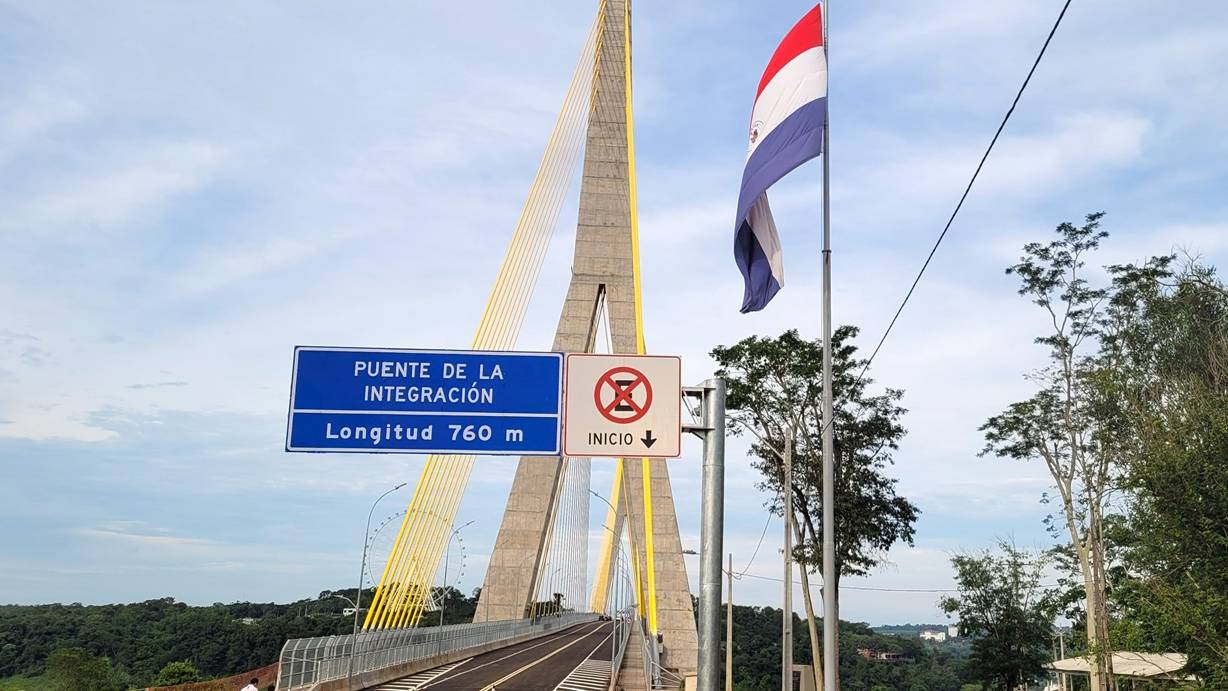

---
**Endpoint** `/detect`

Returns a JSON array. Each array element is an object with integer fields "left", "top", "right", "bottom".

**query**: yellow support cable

[
  {"left": 621, "top": 0, "right": 658, "bottom": 635},
  {"left": 589, "top": 457, "right": 623, "bottom": 612},
  {"left": 589, "top": 0, "right": 656, "bottom": 627},
  {"left": 482, "top": 8, "right": 601, "bottom": 350},
  {"left": 388, "top": 477, "right": 447, "bottom": 627},
  {"left": 621, "top": 462, "right": 646, "bottom": 618},
  {"left": 397, "top": 467, "right": 465, "bottom": 627},
  {"left": 372, "top": 485, "right": 433, "bottom": 628},
  {"left": 381, "top": 475, "right": 450, "bottom": 627},
  {"left": 362, "top": 472, "right": 428, "bottom": 628},
  {"left": 362, "top": 8, "right": 603, "bottom": 630}
]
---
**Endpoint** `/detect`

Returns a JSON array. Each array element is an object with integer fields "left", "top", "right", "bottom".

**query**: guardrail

[
  {"left": 276, "top": 612, "right": 597, "bottom": 690},
  {"left": 640, "top": 623, "right": 682, "bottom": 691}
]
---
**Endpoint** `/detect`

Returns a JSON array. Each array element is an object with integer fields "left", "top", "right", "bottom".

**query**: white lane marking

[
  {"left": 552, "top": 627, "right": 614, "bottom": 691},
  {"left": 553, "top": 657, "right": 613, "bottom": 690},
  {"left": 480, "top": 624, "right": 611, "bottom": 691},
  {"left": 417, "top": 621, "right": 604, "bottom": 690},
  {"left": 372, "top": 658, "right": 471, "bottom": 690}
]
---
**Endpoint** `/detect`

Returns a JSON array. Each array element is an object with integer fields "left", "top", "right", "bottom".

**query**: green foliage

[
  {"left": 711, "top": 328, "right": 919, "bottom": 581},
  {"left": 44, "top": 649, "right": 118, "bottom": 691},
  {"left": 709, "top": 600, "right": 968, "bottom": 691},
  {"left": 0, "top": 589, "right": 384, "bottom": 687},
  {"left": 419, "top": 587, "right": 480, "bottom": 626},
  {"left": 1091, "top": 257, "right": 1228, "bottom": 683},
  {"left": 940, "top": 543, "right": 1056, "bottom": 690},
  {"left": 980, "top": 214, "right": 1120, "bottom": 687},
  {"left": 982, "top": 213, "right": 1228, "bottom": 686},
  {"left": 0, "top": 675, "right": 55, "bottom": 691},
  {"left": 151, "top": 660, "right": 203, "bottom": 686}
]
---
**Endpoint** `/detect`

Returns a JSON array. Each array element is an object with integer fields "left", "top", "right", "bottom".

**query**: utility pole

[
  {"left": 783, "top": 428, "right": 794, "bottom": 691},
  {"left": 691, "top": 379, "right": 727, "bottom": 691},
  {"left": 726, "top": 552, "right": 734, "bottom": 691},
  {"left": 1059, "top": 629, "right": 1068, "bottom": 691}
]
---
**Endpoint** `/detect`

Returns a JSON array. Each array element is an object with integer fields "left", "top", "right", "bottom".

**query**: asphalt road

[{"left": 375, "top": 620, "right": 614, "bottom": 691}]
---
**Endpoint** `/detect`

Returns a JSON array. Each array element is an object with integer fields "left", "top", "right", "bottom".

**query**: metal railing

[
  {"left": 276, "top": 612, "right": 597, "bottom": 690},
  {"left": 607, "top": 608, "right": 635, "bottom": 689},
  {"left": 639, "top": 623, "right": 683, "bottom": 691}
]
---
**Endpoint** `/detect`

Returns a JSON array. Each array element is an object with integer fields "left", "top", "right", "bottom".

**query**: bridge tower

[{"left": 475, "top": 0, "right": 698, "bottom": 675}]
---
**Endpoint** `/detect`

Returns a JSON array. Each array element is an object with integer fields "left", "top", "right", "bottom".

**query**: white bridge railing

[{"left": 276, "top": 612, "right": 597, "bottom": 690}]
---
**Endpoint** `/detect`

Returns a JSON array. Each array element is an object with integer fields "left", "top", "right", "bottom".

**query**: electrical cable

[{"left": 845, "top": 0, "right": 1074, "bottom": 393}]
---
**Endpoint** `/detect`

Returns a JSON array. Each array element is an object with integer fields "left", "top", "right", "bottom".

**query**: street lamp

[
  {"left": 348, "top": 482, "right": 407, "bottom": 685},
  {"left": 589, "top": 489, "right": 638, "bottom": 680},
  {"left": 439, "top": 520, "right": 475, "bottom": 627}
]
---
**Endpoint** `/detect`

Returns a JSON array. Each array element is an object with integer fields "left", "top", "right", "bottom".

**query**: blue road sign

[{"left": 286, "top": 347, "right": 563, "bottom": 455}]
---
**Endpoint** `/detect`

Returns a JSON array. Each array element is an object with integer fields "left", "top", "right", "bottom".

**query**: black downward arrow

[{"left": 642, "top": 430, "right": 657, "bottom": 448}]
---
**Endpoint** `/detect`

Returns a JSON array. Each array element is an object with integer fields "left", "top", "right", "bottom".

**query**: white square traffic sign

[{"left": 563, "top": 354, "right": 681, "bottom": 458}]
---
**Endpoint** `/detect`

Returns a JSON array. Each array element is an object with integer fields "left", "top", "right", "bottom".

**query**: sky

[{"left": 2, "top": 0, "right": 1228, "bottom": 627}]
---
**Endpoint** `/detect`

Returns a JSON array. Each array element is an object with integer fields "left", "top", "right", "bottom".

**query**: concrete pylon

[{"left": 475, "top": 0, "right": 697, "bottom": 675}]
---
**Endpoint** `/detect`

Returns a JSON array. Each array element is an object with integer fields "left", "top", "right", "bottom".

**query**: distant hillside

[
  {"left": 0, "top": 586, "right": 476, "bottom": 689},
  {"left": 712, "top": 603, "right": 972, "bottom": 691},
  {"left": 3, "top": 591, "right": 970, "bottom": 691}
]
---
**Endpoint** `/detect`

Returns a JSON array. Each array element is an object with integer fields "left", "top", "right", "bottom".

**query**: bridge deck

[{"left": 372, "top": 621, "right": 613, "bottom": 691}]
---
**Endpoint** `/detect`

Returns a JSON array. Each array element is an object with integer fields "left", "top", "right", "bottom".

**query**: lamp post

[
  {"left": 590, "top": 489, "right": 638, "bottom": 679},
  {"left": 439, "top": 520, "right": 475, "bottom": 627},
  {"left": 348, "top": 482, "right": 407, "bottom": 685}
]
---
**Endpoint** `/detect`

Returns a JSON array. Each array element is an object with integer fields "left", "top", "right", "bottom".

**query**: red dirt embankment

[{"left": 145, "top": 662, "right": 278, "bottom": 691}]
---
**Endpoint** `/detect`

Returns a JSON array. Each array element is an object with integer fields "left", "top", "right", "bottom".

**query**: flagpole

[{"left": 820, "top": 2, "right": 838, "bottom": 691}]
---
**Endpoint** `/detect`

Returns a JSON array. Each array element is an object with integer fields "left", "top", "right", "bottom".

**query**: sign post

[
  {"left": 563, "top": 354, "right": 682, "bottom": 458},
  {"left": 286, "top": 347, "right": 563, "bottom": 455}
]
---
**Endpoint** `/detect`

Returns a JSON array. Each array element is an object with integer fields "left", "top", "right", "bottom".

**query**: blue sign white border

[{"left": 285, "top": 346, "right": 564, "bottom": 455}]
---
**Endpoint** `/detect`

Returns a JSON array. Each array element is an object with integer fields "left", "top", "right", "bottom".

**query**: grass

[{"left": 0, "top": 676, "right": 53, "bottom": 691}]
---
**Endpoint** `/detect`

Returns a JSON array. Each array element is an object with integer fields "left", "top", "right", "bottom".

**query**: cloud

[
  {"left": 0, "top": 413, "right": 117, "bottom": 443},
  {"left": 0, "top": 329, "right": 39, "bottom": 343},
  {"left": 126, "top": 381, "right": 188, "bottom": 390},
  {"left": 75, "top": 525, "right": 218, "bottom": 552},
  {"left": 5, "top": 139, "right": 227, "bottom": 239},
  {"left": 1, "top": 0, "right": 1226, "bottom": 622}
]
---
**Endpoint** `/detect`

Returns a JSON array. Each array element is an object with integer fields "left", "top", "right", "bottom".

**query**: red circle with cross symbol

[{"left": 594, "top": 366, "right": 653, "bottom": 424}]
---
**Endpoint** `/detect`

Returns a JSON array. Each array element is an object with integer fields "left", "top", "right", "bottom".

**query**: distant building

[
  {"left": 855, "top": 648, "right": 914, "bottom": 663},
  {"left": 947, "top": 624, "right": 959, "bottom": 639},
  {"left": 239, "top": 617, "right": 258, "bottom": 625},
  {"left": 920, "top": 629, "right": 947, "bottom": 642}
]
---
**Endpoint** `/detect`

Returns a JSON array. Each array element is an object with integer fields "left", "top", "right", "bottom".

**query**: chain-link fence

[{"left": 276, "top": 612, "right": 597, "bottom": 690}]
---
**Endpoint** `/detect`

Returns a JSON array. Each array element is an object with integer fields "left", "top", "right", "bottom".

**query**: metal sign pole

[
  {"left": 692, "top": 379, "right": 726, "bottom": 691},
  {"left": 783, "top": 430, "right": 793, "bottom": 691}
]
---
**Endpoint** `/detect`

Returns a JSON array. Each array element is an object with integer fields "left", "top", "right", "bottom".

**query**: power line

[
  {"left": 850, "top": 0, "right": 1075, "bottom": 387},
  {"left": 736, "top": 571, "right": 956, "bottom": 592},
  {"left": 734, "top": 513, "right": 775, "bottom": 578},
  {"left": 736, "top": 570, "right": 1062, "bottom": 593}
]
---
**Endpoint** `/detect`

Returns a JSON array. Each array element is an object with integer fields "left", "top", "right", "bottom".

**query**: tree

[
  {"left": 1092, "top": 257, "right": 1228, "bottom": 684},
  {"left": 712, "top": 328, "right": 920, "bottom": 679},
  {"left": 152, "top": 660, "right": 204, "bottom": 686},
  {"left": 980, "top": 213, "right": 1117, "bottom": 689},
  {"left": 940, "top": 542, "right": 1056, "bottom": 690},
  {"left": 45, "top": 648, "right": 118, "bottom": 691}
]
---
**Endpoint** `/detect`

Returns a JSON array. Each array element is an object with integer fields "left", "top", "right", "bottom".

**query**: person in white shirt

[{"left": 240, "top": 678, "right": 260, "bottom": 691}]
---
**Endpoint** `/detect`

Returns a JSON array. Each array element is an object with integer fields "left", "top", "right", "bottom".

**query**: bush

[
  {"left": 152, "top": 660, "right": 204, "bottom": 686},
  {"left": 44, "top": 648, "right": 118, "bottom": 691}
]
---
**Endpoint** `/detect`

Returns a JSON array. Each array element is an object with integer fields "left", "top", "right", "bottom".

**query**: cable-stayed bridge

[{"left": 277, "top": 1, "right": 699, "bottom": 688}]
